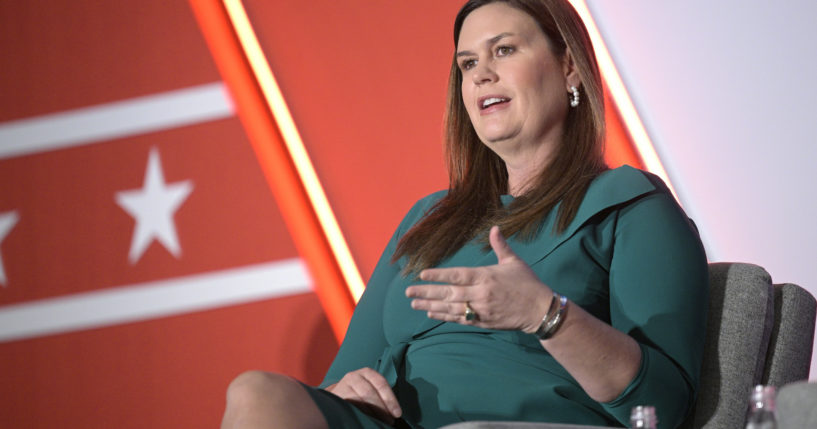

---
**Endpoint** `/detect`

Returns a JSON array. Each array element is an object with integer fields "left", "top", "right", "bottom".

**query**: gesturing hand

[
  {"left": 325, "top": 368, "right": 402, "bottom": 424},
  {"left": 405, "top": 225, "right": 552, "bottom": 333}
]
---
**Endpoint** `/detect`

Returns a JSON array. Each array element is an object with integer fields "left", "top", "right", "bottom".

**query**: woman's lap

[{"left": 298, "top": 383, "right": 403, "bottom": 429}]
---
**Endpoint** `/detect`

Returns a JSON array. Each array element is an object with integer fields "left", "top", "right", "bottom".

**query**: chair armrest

[
  {"left": 440, "top": 422, "right": 618, "bottom": 429},
  {"left": 777, "top": 381, "right": 817, "bottom": 429}
]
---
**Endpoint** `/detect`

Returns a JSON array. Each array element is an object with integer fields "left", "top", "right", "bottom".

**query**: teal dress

[{"left": 306, "top": 166, "right": 709, "bottom": 429}]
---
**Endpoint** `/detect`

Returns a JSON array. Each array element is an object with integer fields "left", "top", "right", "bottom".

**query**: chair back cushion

[
  {"left": 762, "top": 283, "right": 816, "bottom": 386},
  {"left": 683, "top": 263, "right": 774, "bottom": 429}
]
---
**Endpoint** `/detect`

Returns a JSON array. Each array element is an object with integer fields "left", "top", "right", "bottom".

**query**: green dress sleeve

[{"left": 600, "top": 183, "right": 709, "bottom": 427}]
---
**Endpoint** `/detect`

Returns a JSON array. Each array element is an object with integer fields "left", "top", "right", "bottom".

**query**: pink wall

[{"left": 587, "top": 0, "right": 817, "bottom": 378}]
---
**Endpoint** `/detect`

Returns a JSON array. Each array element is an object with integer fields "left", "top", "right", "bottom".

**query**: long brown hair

[{"left": 393, "top": 0, "right": 607, "bottom": 274}]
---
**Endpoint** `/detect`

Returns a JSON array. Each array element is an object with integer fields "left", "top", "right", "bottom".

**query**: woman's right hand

[{"left": 324, "top": 368, "right": 402, "bottom": 424}]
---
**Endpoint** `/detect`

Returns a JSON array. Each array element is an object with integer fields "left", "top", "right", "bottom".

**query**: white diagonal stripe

[
  {"left": 0, "top": 211, "right": 20, "bottom": 286},
  {"left": 0, "top": 259, "right": 311, "bottom": 343},
  {"left": 0, "top": 82, "right": 234, "bottom": 159}
]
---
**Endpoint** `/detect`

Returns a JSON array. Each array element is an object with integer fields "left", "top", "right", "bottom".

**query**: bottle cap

[
  {"left": 750, "top": 385, "right": 776, "bottom": 411},
  {"left": 630, "top": 405, "right": 657, "bottom": 428}
]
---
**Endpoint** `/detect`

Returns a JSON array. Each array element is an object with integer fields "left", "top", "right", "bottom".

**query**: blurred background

[{"left": 0, "top": 1, "right": 814, "bottom": 427}]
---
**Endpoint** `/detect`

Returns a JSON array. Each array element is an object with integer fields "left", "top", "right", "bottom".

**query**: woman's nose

[{"left": 471, "top": 61, "right": 498, "bottom": 85}]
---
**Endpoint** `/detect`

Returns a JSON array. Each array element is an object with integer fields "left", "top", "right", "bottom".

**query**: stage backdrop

[
  {"left": 2, "top": 1, "right": 813, "bottom": 428},
  {"left": 0, "top": 1, "right": 455, "bottom": 427}
]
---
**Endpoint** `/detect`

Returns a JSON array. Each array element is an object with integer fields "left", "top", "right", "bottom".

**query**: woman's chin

[{"left": 479, "top": 131, "right": 521, "bottom": 148}]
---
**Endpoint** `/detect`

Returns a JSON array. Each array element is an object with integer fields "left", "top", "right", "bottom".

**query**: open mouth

[{"left": 480, "top": 96, "right": 510, "bottom": 110}]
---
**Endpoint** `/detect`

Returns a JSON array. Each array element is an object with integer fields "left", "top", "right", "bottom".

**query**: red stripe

[
  {"left": 0, "top": 0, "right": 220, "bottom": 121},
  {"left": 0, "top": 293, "right": 337, "bottom": 428}
]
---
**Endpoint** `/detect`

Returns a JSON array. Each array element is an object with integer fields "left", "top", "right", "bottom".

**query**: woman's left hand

[{"left": 405, "top": 225, "right": 552, "bottom": 333}]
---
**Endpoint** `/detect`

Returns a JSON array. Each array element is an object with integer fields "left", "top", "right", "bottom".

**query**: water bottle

[
  {"left": 745, "top": 385, "right": 777, "bottom": 429},
  {"left": 630, "top": 405, "right": 658, "bottom": 428}
]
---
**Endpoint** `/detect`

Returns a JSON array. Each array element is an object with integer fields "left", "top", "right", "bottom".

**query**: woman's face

[{"left": 457, "top": 3, "right": 575, "bottom": 162}]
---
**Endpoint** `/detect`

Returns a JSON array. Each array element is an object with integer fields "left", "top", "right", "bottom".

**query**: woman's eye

[
  {"left": 496, "top": 46, "right": 515, "bottom": 56},
  {"left": 461, "top": 59, "right": 477, "bottom": 70}
]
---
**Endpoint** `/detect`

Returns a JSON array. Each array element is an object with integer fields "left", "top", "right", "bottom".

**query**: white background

[{"left": 587, "top": 1, "right": 817, "bottom": 377}]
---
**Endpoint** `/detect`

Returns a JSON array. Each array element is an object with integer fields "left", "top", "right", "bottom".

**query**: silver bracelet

[{"left": 534, "top": 292, "right": 568, "bottom": 340}]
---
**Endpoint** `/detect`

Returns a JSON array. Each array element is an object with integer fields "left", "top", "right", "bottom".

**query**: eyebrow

[{"left": 456, "top": 32, "right": 515, "bottom": 57}]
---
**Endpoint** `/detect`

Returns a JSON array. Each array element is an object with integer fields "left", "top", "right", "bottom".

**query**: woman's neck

[
  {"left": 507, "top": 164, "right": 540, "bottom": 196},
  {"left": 504, "top": 144, "right": 555, "bottom": 196}
]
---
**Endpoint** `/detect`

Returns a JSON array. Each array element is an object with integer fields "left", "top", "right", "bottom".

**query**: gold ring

[{"left": 464, "top": 302, "right": 477, "bottom": 321}]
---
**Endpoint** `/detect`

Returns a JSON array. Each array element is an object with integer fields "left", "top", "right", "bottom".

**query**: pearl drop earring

[{"left": 570, "top": 86, "right": 580, "bottom": 108}]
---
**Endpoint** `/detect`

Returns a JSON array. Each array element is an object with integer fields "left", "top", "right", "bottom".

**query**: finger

[
  {"left": 405, "top": 284, "right": 468, "bottom": 301},
  {"left": 489, "top": 225, "right": 517, "bottom": 263},
  {"left": 418, "top": 266, "right": 478, "bottom": 285},
  {"left": 410, "top": 298, "right": 465, "bottom": 315},
  {"left": 341, "top": 388, "right": 392, "bottom": 424},
  {"left": 360, "top": 369, "right": 402, "bottom": 418},
  {"left": 427, "top": 311, "right": 475, "bottom": 324},
  {"left": 336, "top": 370, "right": 399, "bottom": 423},
  {"left": 424, "top": 301, "right": 477, "bottom": 323},
  {"left": 348, "top": 375, "right": 394, "bottom": 422}
]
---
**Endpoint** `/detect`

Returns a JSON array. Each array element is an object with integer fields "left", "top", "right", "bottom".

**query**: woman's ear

[{"left": 562, "top": 48, "right": 580, "bottom": 90}]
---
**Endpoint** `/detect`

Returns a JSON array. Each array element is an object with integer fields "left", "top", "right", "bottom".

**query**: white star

[
  {"left": 116, "top": 147, "right": 193, "bottom": 264},
  {"left": 0, "top": 211, "right": 19, "bottom": 286}
]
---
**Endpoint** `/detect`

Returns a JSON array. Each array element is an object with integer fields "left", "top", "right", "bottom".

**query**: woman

[{"left": 221, "top": 0, "right": 708, "bottom": 428}]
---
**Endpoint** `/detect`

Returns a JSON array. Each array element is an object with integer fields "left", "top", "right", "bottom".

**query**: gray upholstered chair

[
  {"left": 776, "top": 381, "right": 817, "bottom": 428},
  {"left": 441, "top": 262, "right": 816, "bottom": 429}
]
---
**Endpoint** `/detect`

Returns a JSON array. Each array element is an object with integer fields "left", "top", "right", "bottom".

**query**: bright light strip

[
  {"left": 569, "top": 0, "right": 678, "bottom": 200},
  {"left": 222, "top": 0, "right": 365, "bottom": 301}
]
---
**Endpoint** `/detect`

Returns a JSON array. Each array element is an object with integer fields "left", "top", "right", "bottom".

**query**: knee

[
  {"left": 225, "top": 370, "right": 296, "bottom": 408},
  {"left": 223, "top": 371, "right": 326, "bottom": 429}
]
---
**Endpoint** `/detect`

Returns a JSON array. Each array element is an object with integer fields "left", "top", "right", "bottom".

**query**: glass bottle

[
  {"left": 745, "top": 385, "right": 777, "bottom": 429},
  {"left": 630, "top": 405, "right": 658, "bottom": 429}
]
